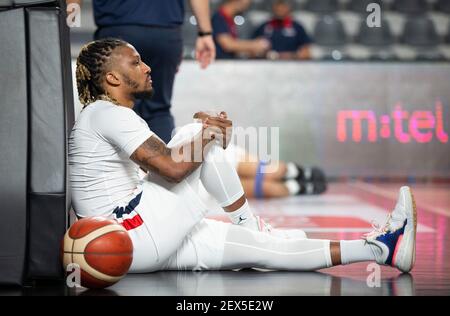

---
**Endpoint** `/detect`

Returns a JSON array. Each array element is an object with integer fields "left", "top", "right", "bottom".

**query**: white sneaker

[
  {"left": 364, "top": 186, "right": 417, "bottom": 273},
  {"left": 255, "top": 216, "right": 308, "bottom": 240}
]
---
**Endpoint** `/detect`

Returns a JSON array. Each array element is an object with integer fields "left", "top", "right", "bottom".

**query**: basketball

[{"left": 61, "top": 216, "right": 133, "bottom": 289}]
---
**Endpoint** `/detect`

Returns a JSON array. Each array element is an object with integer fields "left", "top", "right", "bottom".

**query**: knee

[{"left": 168, "top": 123, "right": 203, "bottom": 148}]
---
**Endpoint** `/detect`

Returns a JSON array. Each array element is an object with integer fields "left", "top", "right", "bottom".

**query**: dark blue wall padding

[
  {"left": 0, "top": 8, "right": 28, "bottom": 285},
  {"left": 0, "top": 1, "right": 73, "bottom": 285},
  {"left": 27, "top": 7, "right": 74, "bottom": 279}
]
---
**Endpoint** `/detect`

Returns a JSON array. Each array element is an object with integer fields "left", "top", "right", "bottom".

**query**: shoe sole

[{"left": 394, "top": 187, "right": 417, "bottom": 273}]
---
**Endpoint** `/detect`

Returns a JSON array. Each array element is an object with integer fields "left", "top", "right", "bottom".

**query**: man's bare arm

[
  {"left": 130, "top": 132, "right": 213, "bottom": 183},
  {"left": 131, "top": 112, "right": 232, "bottom": 183},
  {"left": 189, "top": 0, "right": 212, "bottom": 35}
]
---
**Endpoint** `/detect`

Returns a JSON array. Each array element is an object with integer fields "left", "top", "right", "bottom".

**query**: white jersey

[{"left": 68, "top": 100, "right": 153, "bottom": 218}]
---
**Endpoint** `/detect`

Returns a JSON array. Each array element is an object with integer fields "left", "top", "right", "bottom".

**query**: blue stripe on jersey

[{"left": 113, "top": 192, "right": 143, "bottom": 219}]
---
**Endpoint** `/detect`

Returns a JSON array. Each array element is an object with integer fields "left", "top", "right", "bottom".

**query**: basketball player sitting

[{"left": 69, "top": 39, "right": 417, "bottom": 273}]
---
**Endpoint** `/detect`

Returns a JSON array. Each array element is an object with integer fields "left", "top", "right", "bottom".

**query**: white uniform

[
  {"left": 69, "top": 100, "right": 333, "bottom": 273},
  {"left": 68, "top": 100, "right": 231, "bottom": 272}
]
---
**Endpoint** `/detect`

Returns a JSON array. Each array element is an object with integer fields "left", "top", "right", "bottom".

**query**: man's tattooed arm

[{"left": 130, "top": 133, "right": 213, "bottom": 183}]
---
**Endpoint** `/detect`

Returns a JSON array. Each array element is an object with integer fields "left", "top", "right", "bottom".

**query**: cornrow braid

[{"left": 76, "top": 38, "right": 127, "bottom": 107}]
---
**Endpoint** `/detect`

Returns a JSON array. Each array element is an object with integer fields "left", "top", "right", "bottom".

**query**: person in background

[
  {"left": 253, "top": 0, "right": 312, "bottom": 60},
  {"left": 67, "top": 0, "right": 215, "bottom": 143},
  {"left": 227, "top": 144, "right": 327, "bottom": 198},
  {"left": 212, "top": 0, "right": 271, "bottom": 59},
  {"left": 183, "top": 112, "right": 327, "bottom": 199}
]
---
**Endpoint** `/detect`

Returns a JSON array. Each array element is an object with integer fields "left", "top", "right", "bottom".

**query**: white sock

[
  {"left": 284, "top": 179, "right": 300, "bottom": 195},
  {"left": 285, "top": 162, "right": 299, "bottom": 179},
  {"left": 227, "top": 200, "right": 258, "bottom": 229},
  {"left": 340, "top": 240, "right": 380, "bottom": 265}
]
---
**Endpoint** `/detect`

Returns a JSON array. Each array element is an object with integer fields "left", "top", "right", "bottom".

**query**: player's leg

[
  {"left": 162, "top": 220, "right": 371, "bottom": 271},
  {"left": 220, "top": 225, "right": 392, "bottom": 270},
  {"left": 200, "top": 139, "right": 307, "bottom": 238},
  {"left": 207, "top": 145, "right": 315, "bottom": 199},
  {"left": 166, "top": 123, "right": 248, "bottom": 223},
  {"left": 237, "top": 159, "right": 325, "bottom": 183},
  {"left": 166, "top": 123, "right": 306, "bottom": 238},
  {"left": 170, "top": 186, "right": 417, "bottom": 273},
  {"left": 221, "top": 225, "right": 336, "bottom": 270},
  {"left": 240, "top": 178, "right": 290, "bottom": 198},
  {"left": 160, "top": 219, "right": 231, "bottom": 271},
  {"left": 227, "top": 186, "right": 417, "bottom": 272},
  {"left": 236, "top": 155, "right": 327, "bottom": 196},
  {"left": 237, "top": 160, "right": 288, "bottom": 181},
  {"left": 123, "top": 175, "right": 209, "bottom": 273}
]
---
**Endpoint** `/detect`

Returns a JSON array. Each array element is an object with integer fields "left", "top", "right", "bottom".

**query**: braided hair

[{"left": 76, "top": 38, "right": 127, "bottom": 107}]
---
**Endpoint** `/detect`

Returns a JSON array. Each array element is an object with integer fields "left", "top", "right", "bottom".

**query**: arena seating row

[
  {"left": 182, "top": 0, "right": 450, "bottom": 60},
  {"left": 203, "top": 0, "right": 450, "bottom": 15},
  {"left": 69, "top": 0, "right": 450, "bottom": 61}
]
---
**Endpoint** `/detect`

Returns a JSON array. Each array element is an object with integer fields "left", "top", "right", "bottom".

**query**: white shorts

[
  {"left": 162, "top": 219, "right": 231, "bottom": 271},
  {"left": 113, "top": 179, "right": 231, "bottom": 273},
  {"left": 114, "top": 122, "right": 233, "bottom": 273},
  {"left": 112, "top": 177, "right": 207, "bottom": 273}
]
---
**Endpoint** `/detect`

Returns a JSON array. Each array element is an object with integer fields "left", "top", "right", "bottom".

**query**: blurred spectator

[
  {"left": 212, "top": 0, "right": 271, "bottom": 59},
  {"left": 253, "top": 0, "right": 312, "bottom": 60}
]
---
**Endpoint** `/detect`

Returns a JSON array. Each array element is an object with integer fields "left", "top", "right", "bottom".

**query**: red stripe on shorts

[{"left": 121, "top": 214, "right": 144, "bottom": 231}]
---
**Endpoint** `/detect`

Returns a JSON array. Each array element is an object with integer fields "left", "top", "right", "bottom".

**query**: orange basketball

[{"left": 62, "top": 216, "right": 133, "bottom": 289}]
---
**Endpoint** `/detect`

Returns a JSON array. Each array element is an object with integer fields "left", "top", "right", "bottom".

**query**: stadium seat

[
  {"left": 368, "top": 48, "right": 398, "bottom": 61},
  {"left": 440, "top": 43, "right": 450, "bottom": 60},
  {"left": 210, "top": 0, "right": 222, "bottom": 12},
  {"left": 346, "top": 44, "right": 372, "bottom": 60},
  {"left": 293, "top": 11, "right": 318, "bottom": 35},
  {"left": 347, "top": 0, "right": 384, "bottom": 14},
  {"left": 415, "top": 48, "right": 446, "bottom": 60},
  {"left": 447, "top": 21, "right": 450, "bottom": 42},
  {"left": 251, "top": 0, "right": 270, "bottom": 12},
  {"left": 356, "top": 19, "right": 395, "bottom": 46},
  {"left": 182, "top": 14, "right": 197, "bottom": 47},
  {"left": 428, "top": 12, "right": 450, "bottom": 37},
  {"left": 313, "top": 15, "right": 348, "bottom": 46},
  {"left": 235, "top": 15, "right": 255, "bottom": 39},
  {"left": 292, "top": 0, "right": 307, "bottom": 11},
  {"left": 435, "top": 0, "right": 450, "bottom": 14},
  {"left": 337, "top": 11, "right": 361, "bottom": 39},
  {"left": 393, "top": 0, "right": 428, "bottom": 15},
  {"left": 183, "top": 45, "right": 196, "bottom": 59},
  {"left": 316, "top": 47, "right": 350, "bottom": 60},
  {"left": 248, "top": 10, "right": 271, "bottom": 28},
  {"left": 384, "top": 11, "right": 407, "bottom": 37},
  {"left": 392, "top": 44, "right": 419, "bottom": 60},
  {"left": 401, "top": 15, "right": 440, "bottom": 46},
  {"left": 304, "top": 0, "right": 339, "bottom": 14}
]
